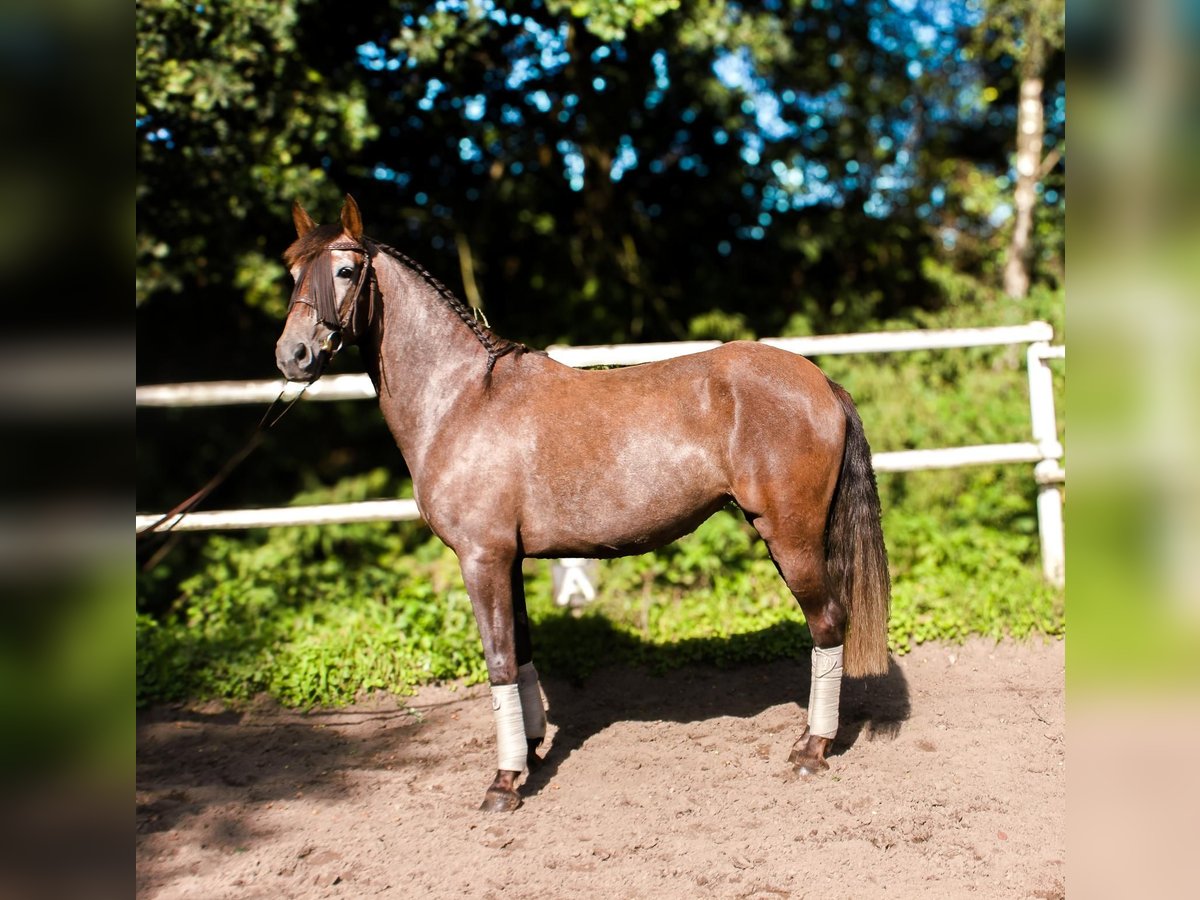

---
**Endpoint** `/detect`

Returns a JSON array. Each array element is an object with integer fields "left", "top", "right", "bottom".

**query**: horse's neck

[{"left": 364, "top": 253, "right": 491, "bottom": 471}]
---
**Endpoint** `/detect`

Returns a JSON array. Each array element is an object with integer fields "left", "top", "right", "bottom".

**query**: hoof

[
  {"left": 788, "top": 729, "right": 832, "bottom": 777},
  {"left": 788, "top": 750, "right": 830, "bottom": 777},
  {"left": 479, "top": 787, "right": 521, "bottom": 813}
]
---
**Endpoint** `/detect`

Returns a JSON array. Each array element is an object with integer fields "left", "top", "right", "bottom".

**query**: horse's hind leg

[{"left": 749, "top": 517, "right": 847, "bottom": 776}]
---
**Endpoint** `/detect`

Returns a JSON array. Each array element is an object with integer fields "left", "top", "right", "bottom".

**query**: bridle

[{"left": 287, "top": 238, "right": 375, "bottom": 360}]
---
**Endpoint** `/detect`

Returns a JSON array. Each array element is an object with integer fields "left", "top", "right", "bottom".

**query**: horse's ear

[
  {"left": 340, "top": 194, "right": 364, "bottom": 239},
  {"left": 292, "top": 201, "right": 317, "bottom": 238}
]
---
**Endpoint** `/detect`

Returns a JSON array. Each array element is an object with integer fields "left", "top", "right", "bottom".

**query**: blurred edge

[
  {"left": 1070, "top": 1, "right": 1200, "bottom": 897},
  {"left": 1069, "top": 0, "right": 1200, "bottom": 688},
  {"left": 0, "top": 0, "right": 129, "bottom": 898}
]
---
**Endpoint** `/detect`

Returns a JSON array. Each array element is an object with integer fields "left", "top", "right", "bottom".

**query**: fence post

[
  {"left": 1026, "top": 342, "right": 1066, "bottom": 586},
  {"left": 551, "top": 558, "right": 597, "bottom": 608}
]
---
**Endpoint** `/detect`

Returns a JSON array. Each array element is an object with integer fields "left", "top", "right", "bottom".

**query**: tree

[
  {"left": 136, "top": 0, "right": 380, "bottom": 311},
  {"left": 138, "top": 1, "right": 1052, "bottom": 348},
  {"left": 976, "top": 0, "right": 1064, "bottom": 298}
]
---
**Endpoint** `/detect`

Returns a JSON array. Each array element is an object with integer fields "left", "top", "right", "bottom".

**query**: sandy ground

[{"left": 137, "top": 637, "right": 1065, "bottom": 899}]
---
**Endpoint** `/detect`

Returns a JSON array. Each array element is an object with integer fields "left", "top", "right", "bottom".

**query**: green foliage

[
  {"left": 136, "top": 0, "right": 1066, "bottom": 351},
  {"left": 975, "top": 0, "right": 1065, "bottom": 66},
  {"left": 687, "top": 309, "right": 755, "bottom": 341},
  {"left": 884, "top": 510, "right": 1062, "bottom": 652},
  {"left": 137, "top": 494, "right": 1063, "bottom": 707},
  {"left": 547, "top": 0, "right": 682, "bottom": 42},
  {"left": 136, "top": 0, "right": 376, "bottom": 306},
  {"left": 136, "top": 515, "right": 486, "bottom": 708},
  {"left": 137, "top": 469, "right": 480, "bottom": 707}
]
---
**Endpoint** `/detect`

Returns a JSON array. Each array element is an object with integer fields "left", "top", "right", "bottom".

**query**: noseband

[{"left": 288, "top": 239, "right": 374, "bottom": 358}]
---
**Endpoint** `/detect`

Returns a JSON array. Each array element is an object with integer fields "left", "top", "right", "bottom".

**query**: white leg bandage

[
  {"left": 517, "top": 662, "right": 547, "bottom": 741},
  {"left": 490, "top": 684, "right": 527, "bottom": 772},
  {"left": 807, "top": 644, "right": 844, "bottom": 739}
]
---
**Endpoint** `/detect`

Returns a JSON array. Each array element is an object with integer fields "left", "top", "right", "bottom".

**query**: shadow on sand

[
  {"left": 520, "top": 612, "right": 911, "bottom": 800},
  {"left": 136, "top": 612, "right": 911, "bottom": 834}
]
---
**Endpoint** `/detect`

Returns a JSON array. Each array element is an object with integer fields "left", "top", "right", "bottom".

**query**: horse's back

[
  {"left": 422, "top": 341, "right": 846, "bottom": 558},
  {"left": 539, "top": 343, "right": 842, "bottom": 550},
  {"left": 580, "top": 341, "right": 844, "bottom": 457},
  {"left": 519, "top": 340, "right": 842, "bottom": 462}
]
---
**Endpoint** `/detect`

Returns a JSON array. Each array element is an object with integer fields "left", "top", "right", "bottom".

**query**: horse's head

[{"left": 275, "top": 194, "right": 373, "bottom": 382}]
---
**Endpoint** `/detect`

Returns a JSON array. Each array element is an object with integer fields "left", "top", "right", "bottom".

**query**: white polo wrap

[
  {"left": 807, "top": 644, "right": 844, "bottom": 739},
  {"left": 490, "top": 684, "right": 527, "bottom": 772},
  {"left": 517, "top": 662, "right": 547, "bottom": 740}
]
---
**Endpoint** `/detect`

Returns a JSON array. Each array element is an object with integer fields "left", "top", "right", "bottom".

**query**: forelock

[{"left": 283, "top": 224, "right": 346, "bottom": 269}]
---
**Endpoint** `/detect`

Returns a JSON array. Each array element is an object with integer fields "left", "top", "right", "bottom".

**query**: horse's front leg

[
  {"left": 511, "top": 560, "right": 548, "bottom": 771},
  {"left": 459, "top": 548, "right": 528, "bottom": 812}
]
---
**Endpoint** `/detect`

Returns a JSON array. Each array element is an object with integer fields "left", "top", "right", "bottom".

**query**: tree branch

[{"left": 1037, "top": 146, "right": 1063, "bottom": 181}]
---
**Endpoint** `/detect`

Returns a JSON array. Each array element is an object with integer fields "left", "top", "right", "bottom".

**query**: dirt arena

[{"left": 137, "top": 637, "right": 1065, "bottom": 899}]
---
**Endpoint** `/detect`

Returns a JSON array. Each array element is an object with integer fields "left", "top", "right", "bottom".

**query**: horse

[{"left": 274, "top": 195, "right": 891, "bottom": 812}]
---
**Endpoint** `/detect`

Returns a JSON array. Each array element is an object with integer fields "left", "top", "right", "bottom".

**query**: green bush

[
  {"left": 136, "top": 290, "right": 1065, "bottom": 708},
  {"left": 137, "top": 470, "right": 492, "bottom": 707}
]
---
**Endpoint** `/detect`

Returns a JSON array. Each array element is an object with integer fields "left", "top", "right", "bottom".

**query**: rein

[{"left": 136, "top": 381, "right": 316, "bottom": 555}]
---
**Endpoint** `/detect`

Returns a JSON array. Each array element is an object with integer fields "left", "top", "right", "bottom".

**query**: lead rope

[
  {"left": 140, "top": 244, "right": 377, "bottom": 554},
  {"left": 136, "top": 378, "right": 317, "bottom": 569}
]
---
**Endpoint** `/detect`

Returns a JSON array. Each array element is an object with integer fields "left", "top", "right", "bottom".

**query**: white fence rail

[
  {"left": 136, "top": 322, "right": 1055, "bottom": 407},
  {"left": 137, "top": 322, "right": 1065, "bottom": 585}
]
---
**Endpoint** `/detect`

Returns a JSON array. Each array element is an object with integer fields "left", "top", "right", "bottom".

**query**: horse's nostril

[{"left": 293, "top": 343, "right": 309, "bottom": 363}]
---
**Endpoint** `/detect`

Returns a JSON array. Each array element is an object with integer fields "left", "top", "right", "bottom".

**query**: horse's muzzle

[{"left": 275, "top": 337, "right": 324, "bottom": 382}]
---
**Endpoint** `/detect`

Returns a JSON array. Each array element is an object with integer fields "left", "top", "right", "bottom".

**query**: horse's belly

[{"left": 519, "top": 450, "right": 729, "bottom": 558}]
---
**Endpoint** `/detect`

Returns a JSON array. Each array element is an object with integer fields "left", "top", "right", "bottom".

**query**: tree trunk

[{"left": 1003, "top": 29, "right": 1046, "bottom": 299}]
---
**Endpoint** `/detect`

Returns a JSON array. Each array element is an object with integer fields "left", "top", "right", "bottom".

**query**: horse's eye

[{"left": 336, "top": 266, "right": 354, "bottom": 279}]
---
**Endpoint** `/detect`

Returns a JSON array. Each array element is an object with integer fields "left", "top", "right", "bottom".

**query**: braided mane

[{"left": 367, "top": 239, "right": 524, "bottom": 375}]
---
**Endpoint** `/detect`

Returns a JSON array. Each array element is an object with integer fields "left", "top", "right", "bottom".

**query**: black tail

[{"left": 824, "top": 378, "right": 891, "bottom": 677}]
